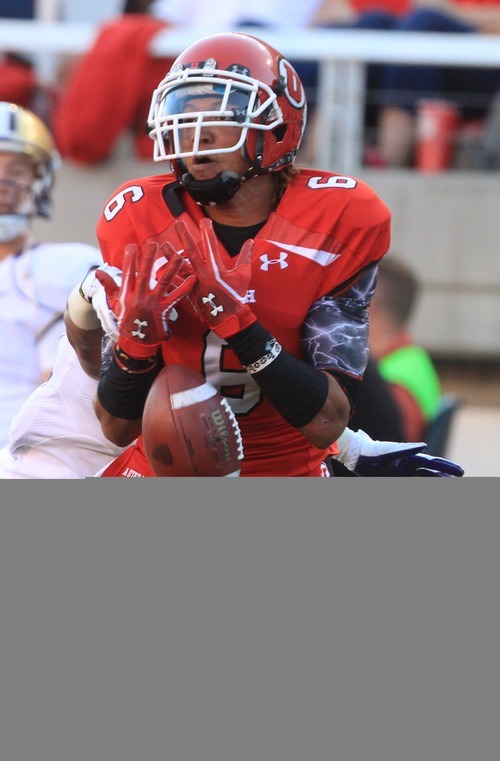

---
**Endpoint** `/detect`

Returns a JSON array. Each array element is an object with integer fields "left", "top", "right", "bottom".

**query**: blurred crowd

[{"left": 2, "top": 0, "right": 500, "bottom": 170}]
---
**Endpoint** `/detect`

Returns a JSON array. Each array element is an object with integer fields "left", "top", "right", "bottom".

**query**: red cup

[{"left": 415, "top": 100, "right": 460, "bottom": 172}]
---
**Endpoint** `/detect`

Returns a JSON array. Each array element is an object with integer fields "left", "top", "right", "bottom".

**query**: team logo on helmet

[{"left": 278, "top": 58, "right": 305, "bottom": 109}]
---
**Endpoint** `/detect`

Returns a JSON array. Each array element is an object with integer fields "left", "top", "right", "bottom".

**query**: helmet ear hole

[{"left": 272, "top": 124, "right": 287, "bottom": 143}]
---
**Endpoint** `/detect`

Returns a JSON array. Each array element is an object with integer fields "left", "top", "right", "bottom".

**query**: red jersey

[
  {"left": 53, "top": 15, "right": 174, "bottom": 164},
  {"left": 0, "top": 56, "right": 37, "bottom": 109},
  {"left": 96, "top": 168, "right": 391, "bottom": 477},
  {"left": 352, "top": 0, "right": 411, "bottom": 15}
]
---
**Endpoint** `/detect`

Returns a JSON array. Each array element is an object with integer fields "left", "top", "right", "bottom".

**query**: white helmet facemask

[{"left": 148, "top": 74, "right": 281, "bottom": 163}]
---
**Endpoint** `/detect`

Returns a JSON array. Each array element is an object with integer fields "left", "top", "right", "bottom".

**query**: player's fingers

[
  {"left": 121, "top": 244, "right": 139, "bottom": 295},
  {"left": 93, "top": 270, "right": 116, "bottom": 291},
  {"left": 94, "top": 269, "right": 121, "bottom": 302},
  {"left": 199, "top": 217, "right": 222, "bottom": 268},
  {"left": 160, "top": 240, "right": 195, "bottom": 277},
  {"left": 137, "top": 240, "right": 160, "bottom": 291},
  {"left": 156, "top": 251, "right": 184, "bottom": 289},
  {"left": 413, "top": 454, "right": 464, "bottom": 477},
  {"left": 236, "top": 237, "right": 254, "bottom": 268},
  {"left": 160, "top": 239, "right": 181, "bottom": 261},
  {"left": 123, "top": 243, "right": 139, "bottom": 264},
  {"left": 172, "top": 273, "right": 197, "bottom": 302},
  {"left": 160, "top": 249, "right": 194, "bottom": 287},
  {"left": 175, "top": 219, "right": 205, "bottom": 267},
  {"left": 414, "top": 469, "right": 453, "bottom": 478}
]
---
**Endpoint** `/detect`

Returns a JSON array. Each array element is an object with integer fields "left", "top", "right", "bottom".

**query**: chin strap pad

[{"left": 181, "top": 171, "right": 242, "bottom": 206}]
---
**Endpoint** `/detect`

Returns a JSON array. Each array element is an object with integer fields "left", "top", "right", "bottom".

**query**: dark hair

[
  {"left": 375, "top": 256, "right": 420, "bottom": 326},
  {"left": 122, "top": 0, "right": 155, "bottom": 13},
  {"left": 272, "top": 165, "right": 301, "bottom": 206}
]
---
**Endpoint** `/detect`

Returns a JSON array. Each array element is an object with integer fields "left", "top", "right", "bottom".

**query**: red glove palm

[
  {"left": 95, "top": 240, "right": 195, "bottom": 359},
  {"left": 175, "top": 218, "right": 256, "bottom": 339}
]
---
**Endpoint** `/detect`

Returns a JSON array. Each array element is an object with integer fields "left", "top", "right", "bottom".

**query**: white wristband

[{"left": 244, "top": 338, "right": 282, "bottom": 374}]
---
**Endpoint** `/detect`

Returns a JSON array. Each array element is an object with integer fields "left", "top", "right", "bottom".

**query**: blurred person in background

[
  {"left": 347, "top": 355, "right": 406, "bottom": 440},
  {"left": 302, "top": 0, "right": 412, "bottom": 163},
  {"left": 0, "top": 1, "right": 39, "bottom": 112},
  {"left": 310, "top": 0, "right": 500, "bottom": 167},
  {"left": 0, "top": 101, "right": 102, "bottom": 447},
  {"left": 52, "top": 0, "right": 177, "bottom": 164},
  {"left": 368, "top": 255, "right": 442, "bottom": 441},
  {"left": 376, "top": 0, "right": 500, "bottom": 166}
]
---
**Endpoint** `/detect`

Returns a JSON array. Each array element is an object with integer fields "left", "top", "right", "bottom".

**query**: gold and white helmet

[{"left": 0, "top": 102, "right": 59, "bottom": 241}]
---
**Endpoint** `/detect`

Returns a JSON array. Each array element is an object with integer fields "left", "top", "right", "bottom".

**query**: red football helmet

[{"left": 147, "top": 32, "right": 307, "bottom": 180}]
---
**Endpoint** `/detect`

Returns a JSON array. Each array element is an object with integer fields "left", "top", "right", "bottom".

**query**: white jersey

[
  {"left": 0, "top": 333, "right": 127, "bottom": 479},
  {"left": 0, "top": 240, "right": 101, "bottom": 447}
]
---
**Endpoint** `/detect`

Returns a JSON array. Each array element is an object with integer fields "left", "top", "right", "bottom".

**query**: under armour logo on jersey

[
  {"left": 202, "top": 293, "right": 224, "bottom": 318},
  {"left": 131, "top": 319, "right": 148, "bottom": 339},
  {"left": 260, "top": 253, "right": 289, "bottom": 271}
]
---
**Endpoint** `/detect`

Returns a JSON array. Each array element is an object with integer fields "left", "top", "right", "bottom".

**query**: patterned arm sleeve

[{"left": 301, "top": 263, "right": 379, "bottom": 379}]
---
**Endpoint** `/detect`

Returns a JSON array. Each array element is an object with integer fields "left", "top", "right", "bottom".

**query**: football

[{"left": 142, "top": 364, "right": 244, "bottom": 477}]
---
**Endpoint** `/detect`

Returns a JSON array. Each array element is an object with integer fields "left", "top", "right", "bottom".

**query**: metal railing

[{"left": 2, "top": 20, "right": 500, "bottom": 171}]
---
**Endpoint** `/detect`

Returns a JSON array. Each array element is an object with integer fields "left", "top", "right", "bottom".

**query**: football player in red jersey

[{"left": 65, "top": 31, "right": 463, "bottom": 477}]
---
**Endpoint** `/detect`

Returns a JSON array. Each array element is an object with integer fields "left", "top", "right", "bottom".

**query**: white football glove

[
  {"left": 83, "top": 264, "right": 121, "bottom": 342},
  {"left": 333, "top": 428, "right": 464, "bottom": 477}
]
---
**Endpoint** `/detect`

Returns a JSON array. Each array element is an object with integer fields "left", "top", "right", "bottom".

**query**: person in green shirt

[{"left": 369, "top": 254, "right": 442, "bottom": 441}]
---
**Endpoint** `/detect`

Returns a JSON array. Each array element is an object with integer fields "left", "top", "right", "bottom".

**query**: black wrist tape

[
  {"left": 227, "top": 322, "right": 329, "bottom": 428},
  {"left": 97, "top": 351, "right": 162, "bottom": 420}
]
